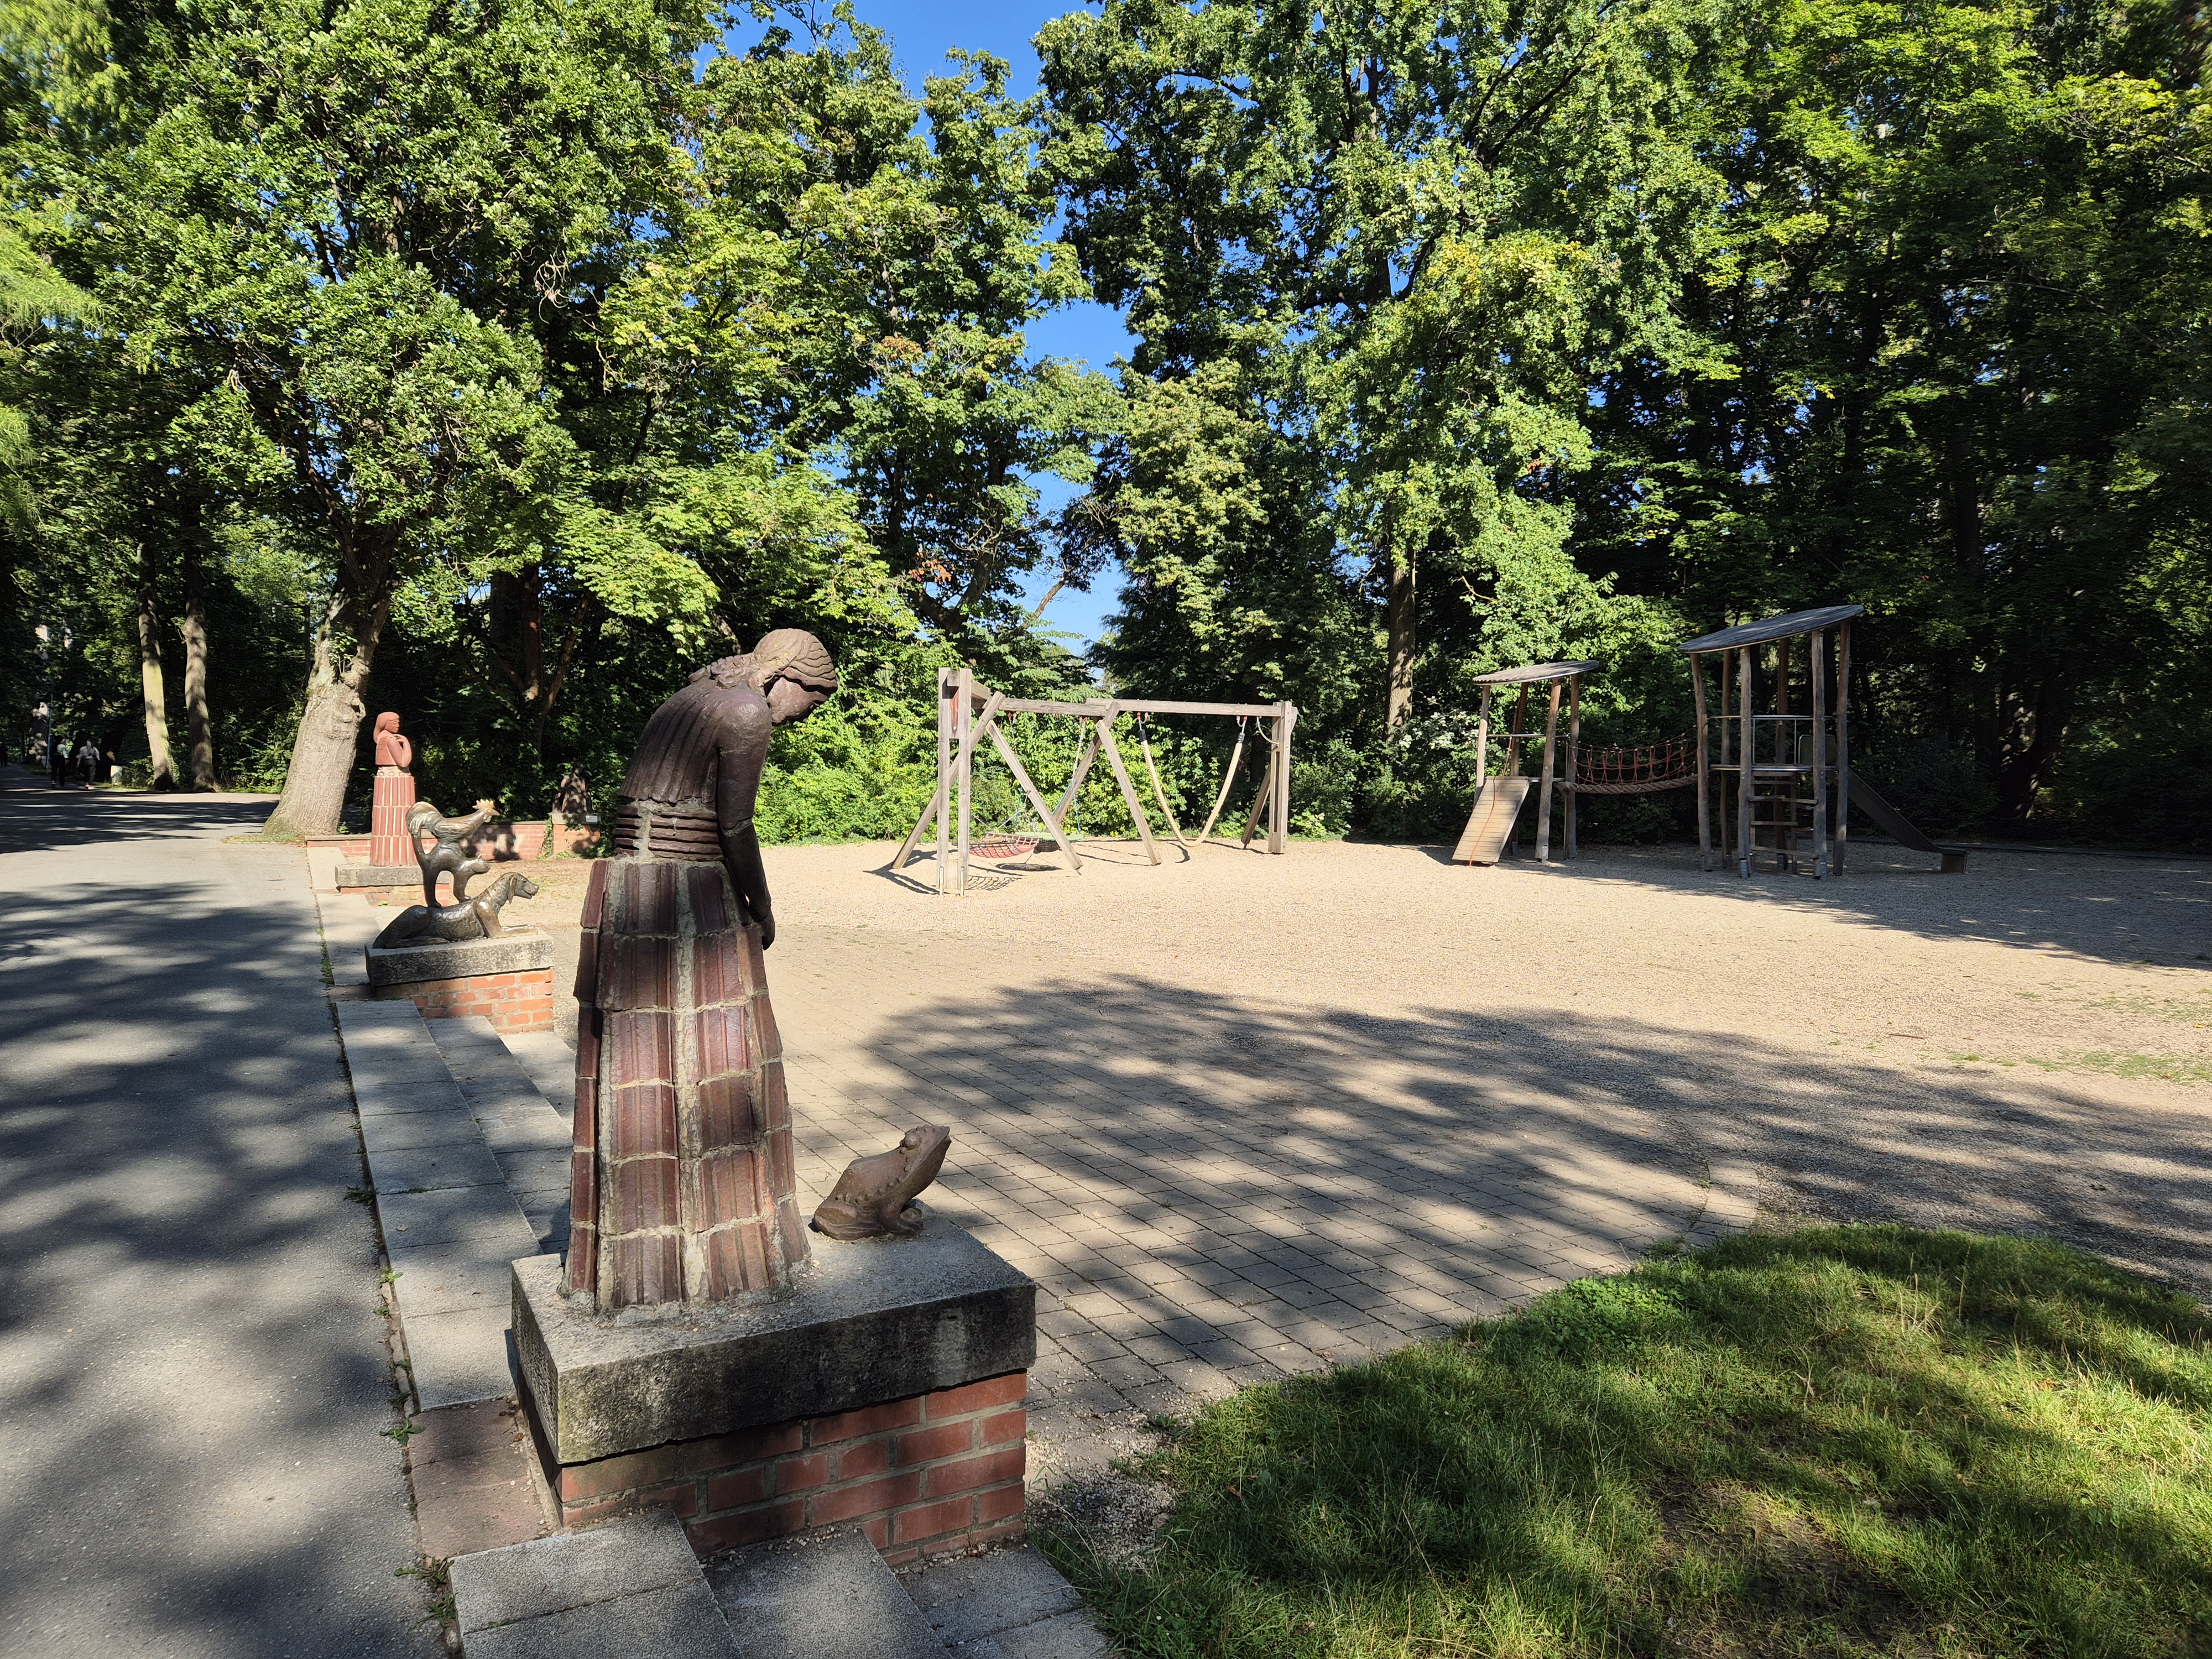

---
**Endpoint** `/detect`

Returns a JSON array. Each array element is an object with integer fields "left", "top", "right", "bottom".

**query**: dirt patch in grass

[{"left": 1037, "top": 1225, "right": 2212, "bottom": 1657}]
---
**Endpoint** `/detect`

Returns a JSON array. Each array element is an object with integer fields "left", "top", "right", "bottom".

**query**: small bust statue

[{"left": 373, "top": 712, "right": 413, "bottom": 770}]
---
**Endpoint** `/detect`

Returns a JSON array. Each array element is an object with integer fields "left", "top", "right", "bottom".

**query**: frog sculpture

[{"left": 809, "top": 1124, "right": 953, "bottom": 1240}]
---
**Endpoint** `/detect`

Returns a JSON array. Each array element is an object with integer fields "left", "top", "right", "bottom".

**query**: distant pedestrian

[
  {"left": 76, "top": 737, "right": 100, "bottom": 787},
  {"left": 49, "top": 737, "right": 68, "bottom": 786}
]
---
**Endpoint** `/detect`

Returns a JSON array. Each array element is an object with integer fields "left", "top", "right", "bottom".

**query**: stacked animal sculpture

[
  {"left": 373, "top": 872, "right": 539, "bottom": 948},
  {"left": 408, "top": 798, "right": 498, "bottom": 908}
]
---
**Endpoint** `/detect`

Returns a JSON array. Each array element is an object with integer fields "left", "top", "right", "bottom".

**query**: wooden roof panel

[
  {"left": 1469, "top": 660, "right": 1602, "bottom": 686},
  {"left": 1676, "top": 605, "right": 1865, "bottom": 653}
]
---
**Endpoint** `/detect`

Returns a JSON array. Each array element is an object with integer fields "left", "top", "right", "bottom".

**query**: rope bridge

[{"left": 1573, "top": 733, "right": 1697, "bottom": 795}]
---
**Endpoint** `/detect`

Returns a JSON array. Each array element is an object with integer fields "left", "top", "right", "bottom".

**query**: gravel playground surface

[{"left": 466, "top": 833, "right": 2212, "bottom": 1525}]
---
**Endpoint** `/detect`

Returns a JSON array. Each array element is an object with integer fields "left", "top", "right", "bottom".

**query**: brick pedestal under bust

[{"left": 368, "top": 764, "right": 418, "bottom": 869}]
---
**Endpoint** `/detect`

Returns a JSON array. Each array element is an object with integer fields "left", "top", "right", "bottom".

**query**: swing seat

[{"left": 971, "top": 833, "right": 1041, "bottom": 860}]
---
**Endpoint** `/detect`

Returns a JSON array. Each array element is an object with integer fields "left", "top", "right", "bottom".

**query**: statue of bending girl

[{"left": 566, "top": 631, "right": 838, "bottom": 1313}]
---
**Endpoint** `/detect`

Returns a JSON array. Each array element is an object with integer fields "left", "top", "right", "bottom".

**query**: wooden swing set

[{"left": 891, "top": 666, "right": 1300, "bottom": 895}]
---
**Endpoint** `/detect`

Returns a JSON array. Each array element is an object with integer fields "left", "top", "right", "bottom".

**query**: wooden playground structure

[
  {"left": 1449, "top": 661, "right": 1598, "bottom": 865},
  {"left": 1454, "top": 605, "right": 1965, "bottom": 878},
  {"left": 893, "top": 667, "right": 1300, "bottom": 895}
]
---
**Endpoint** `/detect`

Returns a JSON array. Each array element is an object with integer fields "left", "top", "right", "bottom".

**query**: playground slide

[
  {"left": 1846, "top": 776, "right": 1969, "bottom": 872},
  {"left": 1452, "top": 778, "right": 1533, "bottom": 865}
]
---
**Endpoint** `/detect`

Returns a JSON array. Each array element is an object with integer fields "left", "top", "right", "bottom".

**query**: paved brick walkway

[{"left": 770, "top": 935, "right": 1723, "bottom": 1422}]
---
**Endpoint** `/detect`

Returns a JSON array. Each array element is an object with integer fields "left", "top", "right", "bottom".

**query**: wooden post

[
  {"left": 1736, "top": 644, "right": 1754, "bottom": 877},
  {"left": 1689, "top": 651, "right": 1712, "bottom": 872},
  {"left": 1268, "top": 701, "right": 1293, "bottom": 854},
  {"left": 890, "top": 668, "right": 949, "bottom": 873},
  {"left": 933, "top": 667, "right": 952, "bottom": 881},
  {"left": 1054, "top": 723, "right": 1099, "bottom": 828},
  {"left": 1533, "top": 679, "right": 1562, "bottom": 862},
  {"left": 1809, "top": 627, "right": 1829, "bottom": 880},
  {"left": 1196, "top": 717, "right": 1248, "bottom": 846},
  {"left": 1834, "top": 619, "right": 1852, "bottom": 877},
  {"left": 953, "top": 670, "right": 982, "bottom": 894},
  {"left": 1507, "top": 686, "right": 1529, "bottom": 775},
  {"left": 1094, "top": 713, "right": 1161, "bottom": 864},
  {"left": 1241, "top": 742, "right": 1275, "bottom": 849},
  {"left": 985, "top": 718, "right": 1082, "bottom": 874},
  {"left": 1564, "top": 675, "right": 1581, "bottom": 859},
  {"left": 1474, "top": 686, "right": 1491, "bottom": 784}
]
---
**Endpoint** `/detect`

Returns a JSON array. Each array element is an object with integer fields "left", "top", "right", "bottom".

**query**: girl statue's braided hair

[{"left": 691, "top": 629, "right": 839, "bottom": 695}]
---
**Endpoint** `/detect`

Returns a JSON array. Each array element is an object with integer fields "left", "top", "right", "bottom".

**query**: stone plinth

[
  {"left": 335, "top": 863, "right": 429, "bottom": 893},
  {"left": 513, "top": 1216, "right": 1036, "bottom": 1564},
  {"left": 366, "top": 930, "right": 556, "bottom": 1032}
]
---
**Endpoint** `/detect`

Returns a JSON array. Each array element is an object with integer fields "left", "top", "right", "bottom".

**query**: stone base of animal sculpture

[
  {"left": 374, "top": 872, "right": 539, "bottom": 948},
  {"left": 810, "top": 1125, "right": 953, "bottom": 1241}
]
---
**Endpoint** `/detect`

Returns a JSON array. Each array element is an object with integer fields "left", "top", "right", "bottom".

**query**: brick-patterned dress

[{"left": 567, "top": 674, "right": 809, "bottom": 1313}]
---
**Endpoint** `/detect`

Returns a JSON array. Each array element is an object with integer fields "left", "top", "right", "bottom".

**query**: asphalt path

[{"left": 0, "top": 773, "right": 440, "bottom": 1656}]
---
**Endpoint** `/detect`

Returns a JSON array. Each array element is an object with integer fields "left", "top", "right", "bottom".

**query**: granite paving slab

[
  {"left": 453, "top": 1510, "right": 735, "bottom": 1659},
  {"left": 706, "top": 1530, "right": 947, "bottom": 1659},
  {"left": 901, "top": 1547, "right": 1098, "bottom": 1653}
]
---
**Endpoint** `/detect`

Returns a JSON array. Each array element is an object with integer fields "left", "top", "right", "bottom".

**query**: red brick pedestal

[
  {"left": 368, "top": 764, "right": 418, "bottom": 868},
  {"left": 510, "top": 1222, "right": 1036, "bottom": 1571},
  {"left": 368, "top": 966, "right": 555, "bottom": 1032},
  {"left": 364, "top": 932, "right": 556, "bottom": 1034},
  {"left": 540, "top": 1371, "right": 1027, "bottom": 1566}
]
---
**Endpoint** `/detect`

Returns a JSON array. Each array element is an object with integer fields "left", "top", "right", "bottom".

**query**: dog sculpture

[
  {"left": 373, "top": 872, "right": 540, "bottom": 948},
  {"left": 408, "top": 798, "right": 497, "bottom": 906},
  {"left": 809, "top": 1124, "right": 952, "bottom": 1240}
]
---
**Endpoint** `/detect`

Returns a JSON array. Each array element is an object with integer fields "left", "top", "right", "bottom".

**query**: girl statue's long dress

[{"left": 567, "top": 632, "right": 837, "bottom": 1313}]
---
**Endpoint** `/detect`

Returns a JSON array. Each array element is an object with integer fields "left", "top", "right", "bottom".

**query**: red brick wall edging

[
  {"left": 366, "top": 967, "right": 555, "bottom": 1033},
  {"left": 543, "top": 1370, "right": 1027, "bottom": 1567}
]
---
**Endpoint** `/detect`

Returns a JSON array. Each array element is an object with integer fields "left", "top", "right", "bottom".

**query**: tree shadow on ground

[
  {"left": 817, "top": 968, "right": 2212, "bottom": 1374},
  {"left": 0, "top": 850, "right": 434, "bottom": 1653},
  {"left": 0, "top": 776, "right": 275, "bottom": 857}
]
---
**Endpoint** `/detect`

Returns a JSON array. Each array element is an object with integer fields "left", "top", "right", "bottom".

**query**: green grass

[
  {"left": 1990, "top": 1052, "right": 2212, "bottom": 1084},
  {"left": 1039, "top": 1228, "right": 2212, "bottom": 1658}
]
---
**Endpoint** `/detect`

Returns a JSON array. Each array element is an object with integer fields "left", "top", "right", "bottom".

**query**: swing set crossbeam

[
  {"left": 893, "top": 668, "right": 1298, "bottom": 894},
  {"left": 985, "top": 695, "right": 1282, "bottom": 719}
]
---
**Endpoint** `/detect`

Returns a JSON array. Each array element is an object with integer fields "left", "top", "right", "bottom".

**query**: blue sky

[{"left": 738, "top": 0, "right": 1138, "bottom": 650}]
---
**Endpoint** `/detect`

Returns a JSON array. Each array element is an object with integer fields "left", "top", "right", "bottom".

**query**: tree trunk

[
  {"left": 137, "top": 540, "right": 178, "bottom": 789},
  {"left": 1383, "top": 549, "right": 1416, "bottom": 730},
  {"left": 1995, "top": 675, "right": 2070, "bottom": 821},
  {"left": 263, "top": 581, "right": 392, "bottom": 837},
  {"left": 181, "top": 532, "right": 215, "bottom": 790}
]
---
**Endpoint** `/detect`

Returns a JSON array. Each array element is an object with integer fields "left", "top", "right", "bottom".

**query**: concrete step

[
  {"left": 336, "top": 1001, "right": 541, "bottom": 1410},
  {"left": 317, "top": 887, "right": 382, "bottom": 988},
  {"left": 452, "top": 1511, "right": 1112, "bottom": 1659},
  {"left": 705, "top": 1530, "right": 948, "bottom": 1658},
  {"left": 453, "top": 1509, "right": 738, "bottom": 1658},
  {"left": 902, "top": 1547, "right": 1112, "bottom": 1657},
  {"left": 426, "top": 1016, "right": 574, "bottom": 1254}
]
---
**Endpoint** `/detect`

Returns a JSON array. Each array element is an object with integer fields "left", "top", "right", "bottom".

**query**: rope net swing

[{"left": 968, "top": 717, "right": 1062, "bottom": 859}]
